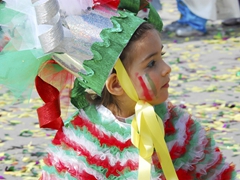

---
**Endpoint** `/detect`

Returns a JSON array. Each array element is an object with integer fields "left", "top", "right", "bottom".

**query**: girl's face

[{"left": 126, "top": 29, "right": 171, "bottom": 105}]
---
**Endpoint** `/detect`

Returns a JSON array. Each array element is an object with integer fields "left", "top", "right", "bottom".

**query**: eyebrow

[{"left": 142, "top": 45, "right": 164, "bottom": 63}]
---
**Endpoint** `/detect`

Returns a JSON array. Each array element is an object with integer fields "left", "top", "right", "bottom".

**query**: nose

[{"left": 161, "top": 62, "right": 171, "bottom": 76}]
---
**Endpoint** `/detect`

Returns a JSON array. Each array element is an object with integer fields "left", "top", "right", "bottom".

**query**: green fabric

[
  {"left": 154, "top": 102, "right": 168, "bottom": 120},
  {"left": 0, "top": 2, "right": 21, "bottom": 24},
  {"left": 41, "top": 165, "right": 77, "bottom": 180},
  {"left": 148, "top": 3, "right": 163, "bottom": 32},
  {"left": 78, "top": 11, "right": 144, "bottom": 96},
  {"left": 118, "top": 0, "right": 140, "bottom": 13},
  {"left": 0, "top": 2, "right": 52, "bottom": 100},
  {"left": 70, "top": 79, "right": 89, "bottom": 109},
  {"left": 84, "top": 104, "right": 132, "bottom": 139},
  {"left": 0, "top": 49, "right": 51, "bottom": 100}
]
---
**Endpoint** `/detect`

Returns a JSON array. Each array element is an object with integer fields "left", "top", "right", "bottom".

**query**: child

[{"left": 0, "top": 0, "right": 236, "bottom": 179}]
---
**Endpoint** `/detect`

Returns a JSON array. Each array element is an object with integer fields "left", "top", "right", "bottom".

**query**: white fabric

[{"left": 182, "top": 0, "right": 240, "bottom": 20}]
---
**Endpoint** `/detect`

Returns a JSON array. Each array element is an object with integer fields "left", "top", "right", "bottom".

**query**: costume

[{"left": 41, "top": 102, "right": 236, "bottom": 179}]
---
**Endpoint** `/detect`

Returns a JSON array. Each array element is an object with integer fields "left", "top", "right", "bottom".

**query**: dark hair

[{"left": 86, "top": 22, "right": 156, "bottom": 108}]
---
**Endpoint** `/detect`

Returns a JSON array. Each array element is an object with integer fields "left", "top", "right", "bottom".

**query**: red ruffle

[
  {"left": 46, "top": 153, "right": 98, "bottom": 179},
  {"left": 164, "top": 105, "right": 177, "bottom": 135},
  {"left": 50, "top": 115, "right": 138, "bottom": 177},
  {"left": 159, "top": 168, "right": 194, "bottom": 180},
  {"left": 219, "top": 163, "right": 235, "bottom": 180},
  {"left": 72, "top": 115, "right": 132, "bottom": 150},
  {"left": 170, "top": 117, "right": 194, "bottom": 160}
]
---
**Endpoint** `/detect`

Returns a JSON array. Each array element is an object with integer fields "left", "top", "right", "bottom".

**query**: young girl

[{"left": 0, "top": 0, "right": 236, "bottom": 179}]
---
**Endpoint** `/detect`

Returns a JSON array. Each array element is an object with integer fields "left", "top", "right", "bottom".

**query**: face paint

[
  {"left": 145, "top": 74, "right": 157, "bottom": 97},
  {"left": 138, "top": 75, "right": 153, "bottom": 101}
]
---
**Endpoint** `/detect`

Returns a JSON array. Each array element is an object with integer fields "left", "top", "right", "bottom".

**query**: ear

[{"left": 105, "top": 73, "right": 124, "bottom": 96}]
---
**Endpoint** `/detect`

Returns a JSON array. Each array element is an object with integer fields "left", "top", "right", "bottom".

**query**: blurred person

[
  {"left": 151, "top": 0, "right": 162, "bottom": 11},
  {"left": 165, "top": 0, "right": 240, "bottom": 37},
  {"left": 222, "top": 0, "right": 240, "bottom": 26}
]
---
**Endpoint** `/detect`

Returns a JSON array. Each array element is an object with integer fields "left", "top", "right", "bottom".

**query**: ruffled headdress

[{"left": 0, "top": 0, "right": 178, "bottom": 179}]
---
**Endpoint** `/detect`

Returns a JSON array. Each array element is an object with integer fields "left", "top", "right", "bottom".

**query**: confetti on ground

[{"left": 1, "top": 0, "right": 240, "bottom": 179}]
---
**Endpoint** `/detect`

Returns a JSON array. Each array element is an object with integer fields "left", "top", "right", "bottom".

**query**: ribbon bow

[{"left": 114, "top": 59, "right": 178, "bottom": 180}]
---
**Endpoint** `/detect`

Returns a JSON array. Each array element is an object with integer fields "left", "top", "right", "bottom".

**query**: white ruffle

[
  {"left": 41, "top": 170, "right": 72, "bottom": 180},
  {"left": 166, "top": 112, "right": 190, "bottom": 151},
  {"left": 63, "top": 127, "right": 139, "bottom": 167},
  {"left": 79, "top": 106, "right": 133, "bottom": 142},
  {"left": 168, "top": 107, "right": 210, "bottom": 171},
  {"left": 206, "top": 163, "right": 230, "bottom": 180},
  {"left": 181, "top": 126, "right": 208, "bottom": 171},
  {"left": 195, "top": 151, "right": 222, "bottom": 176},
  {"left": 47, "top": 147, "right": 106, "bottom": 180}
]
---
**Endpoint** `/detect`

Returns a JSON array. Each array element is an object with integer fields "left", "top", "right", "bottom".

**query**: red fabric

[
  {"left": 39, "top": 175, "right": 43, "bottom": 180},
  {"left": 38, "top": 60, "right": 74, "bottom": 119},
  {"left": 169, "top": 117, "right": 194, "bottom": 160},
  {"left": 72, "top": 115, "right": 133, "bottom": 150},
  {"left": 51, "top": 115, "right": 138, "bottom": 177},
  {"left": 93, "top": 0, "right": 149, "bottom": 10},
  {"left": 164, "top": 117, "right": 175, "bottom": 134},
  {"left": 48, "top": 136, "right": 138, "bottom": 178},
  {"left": 35, "top": 76, "right": 63, "bottom": 130},
  {"left": 93, "top": 0, "right": 120, "bottom": 9},
  {"left": 219, "top": 163, "right": 235, "bottom": 180},
  {"left": 52, "top": 128, "right": 64, "bottom": 145},
  {"left": 176, "top": 169, "right": 194, "bottom": 180},
  {"left": 159, "top": 169, "right": 194, "bottom": 180},
  {"left": 46, "top": 155, "right": 99, "bottom": 180}
]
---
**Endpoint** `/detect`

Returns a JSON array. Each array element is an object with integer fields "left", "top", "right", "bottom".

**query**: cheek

[
  {"left": 149, "top": 74, "right": 161, "bottom": 91},
  {"left": 136, "top": 73, "right": 159, "bottom": 101},
  {"left": 137, "top": 75, "right": 152, "bottom": 101}
]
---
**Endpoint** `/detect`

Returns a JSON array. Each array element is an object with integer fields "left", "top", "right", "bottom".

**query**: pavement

[{"left": 0, "top": 0, "right": 240, "bottom": 179}]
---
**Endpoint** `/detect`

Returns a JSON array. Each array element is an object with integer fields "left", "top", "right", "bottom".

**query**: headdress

[{"left": 0, "top": 0, "right": 178, "bottom": 179}]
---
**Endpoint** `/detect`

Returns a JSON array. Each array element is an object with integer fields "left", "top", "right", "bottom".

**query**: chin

[
  {"left": 149, "top": 93, "right": 169, "bottom": 106},
  {"left": 149, "top": 97, "right": 168, "bottom": 106}
]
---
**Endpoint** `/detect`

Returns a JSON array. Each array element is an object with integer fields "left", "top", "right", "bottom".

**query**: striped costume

[{"left": 40, "top": 102, "right": 236, "bottom": 179}]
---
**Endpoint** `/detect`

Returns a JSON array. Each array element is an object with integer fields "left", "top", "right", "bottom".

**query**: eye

[
  {"left": 161, "top": 51, "right": 166, "bottom": 56},
  {"left": 147, "top": 60, "right": 156, "bottom": 68}
]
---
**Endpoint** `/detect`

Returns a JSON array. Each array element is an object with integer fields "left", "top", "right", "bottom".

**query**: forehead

[{"left": 128, "top": 29, "right": 162, "bottom": 64}]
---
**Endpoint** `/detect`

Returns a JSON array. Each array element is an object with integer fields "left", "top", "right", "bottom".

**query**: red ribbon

[{"left": 35, "top": 76, "right": 63, "bottom": 130}]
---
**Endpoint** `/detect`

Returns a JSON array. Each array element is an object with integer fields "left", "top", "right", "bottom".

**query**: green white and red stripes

[{"left": 41, "top": 102, "right": 236, "bottom": 179}]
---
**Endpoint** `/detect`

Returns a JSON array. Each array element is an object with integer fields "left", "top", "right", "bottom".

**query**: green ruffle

[
  {"left": 84, "top": 104, "right": 132, "bottom": 139},
  {"left": 41, "top": 165, "right": 77, "bottom": 180},
  {"left": 47, "top": 143, "right": 109, "bottom": 176},
  {"left": 154, "top": 102, "right": 168, "bottom": 120},
  {"left": 67, "top": 120, "right": 137, "bottom": 156}
]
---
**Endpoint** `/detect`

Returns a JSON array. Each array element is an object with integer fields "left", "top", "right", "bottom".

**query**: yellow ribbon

[{"left": 114, "top": 59, "right": 178, "bottom": 180}]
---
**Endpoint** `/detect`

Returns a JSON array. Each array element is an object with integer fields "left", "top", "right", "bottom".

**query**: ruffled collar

[{"left": 96, "top": 105, "right": 135, "bottom": 125}]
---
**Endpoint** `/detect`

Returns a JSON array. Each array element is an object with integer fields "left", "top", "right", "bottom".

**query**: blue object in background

[{"left": 176, "top": 0, "right": 207, "bottom": 33}]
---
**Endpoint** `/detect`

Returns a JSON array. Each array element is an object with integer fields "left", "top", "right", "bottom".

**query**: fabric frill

[{"left": 40, "top": 102, "right": 236, "bottom": 180}]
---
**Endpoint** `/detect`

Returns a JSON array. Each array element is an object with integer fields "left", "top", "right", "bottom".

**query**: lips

[{"left": 161, "top": 80, "right": 170, "bottom": 88}]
